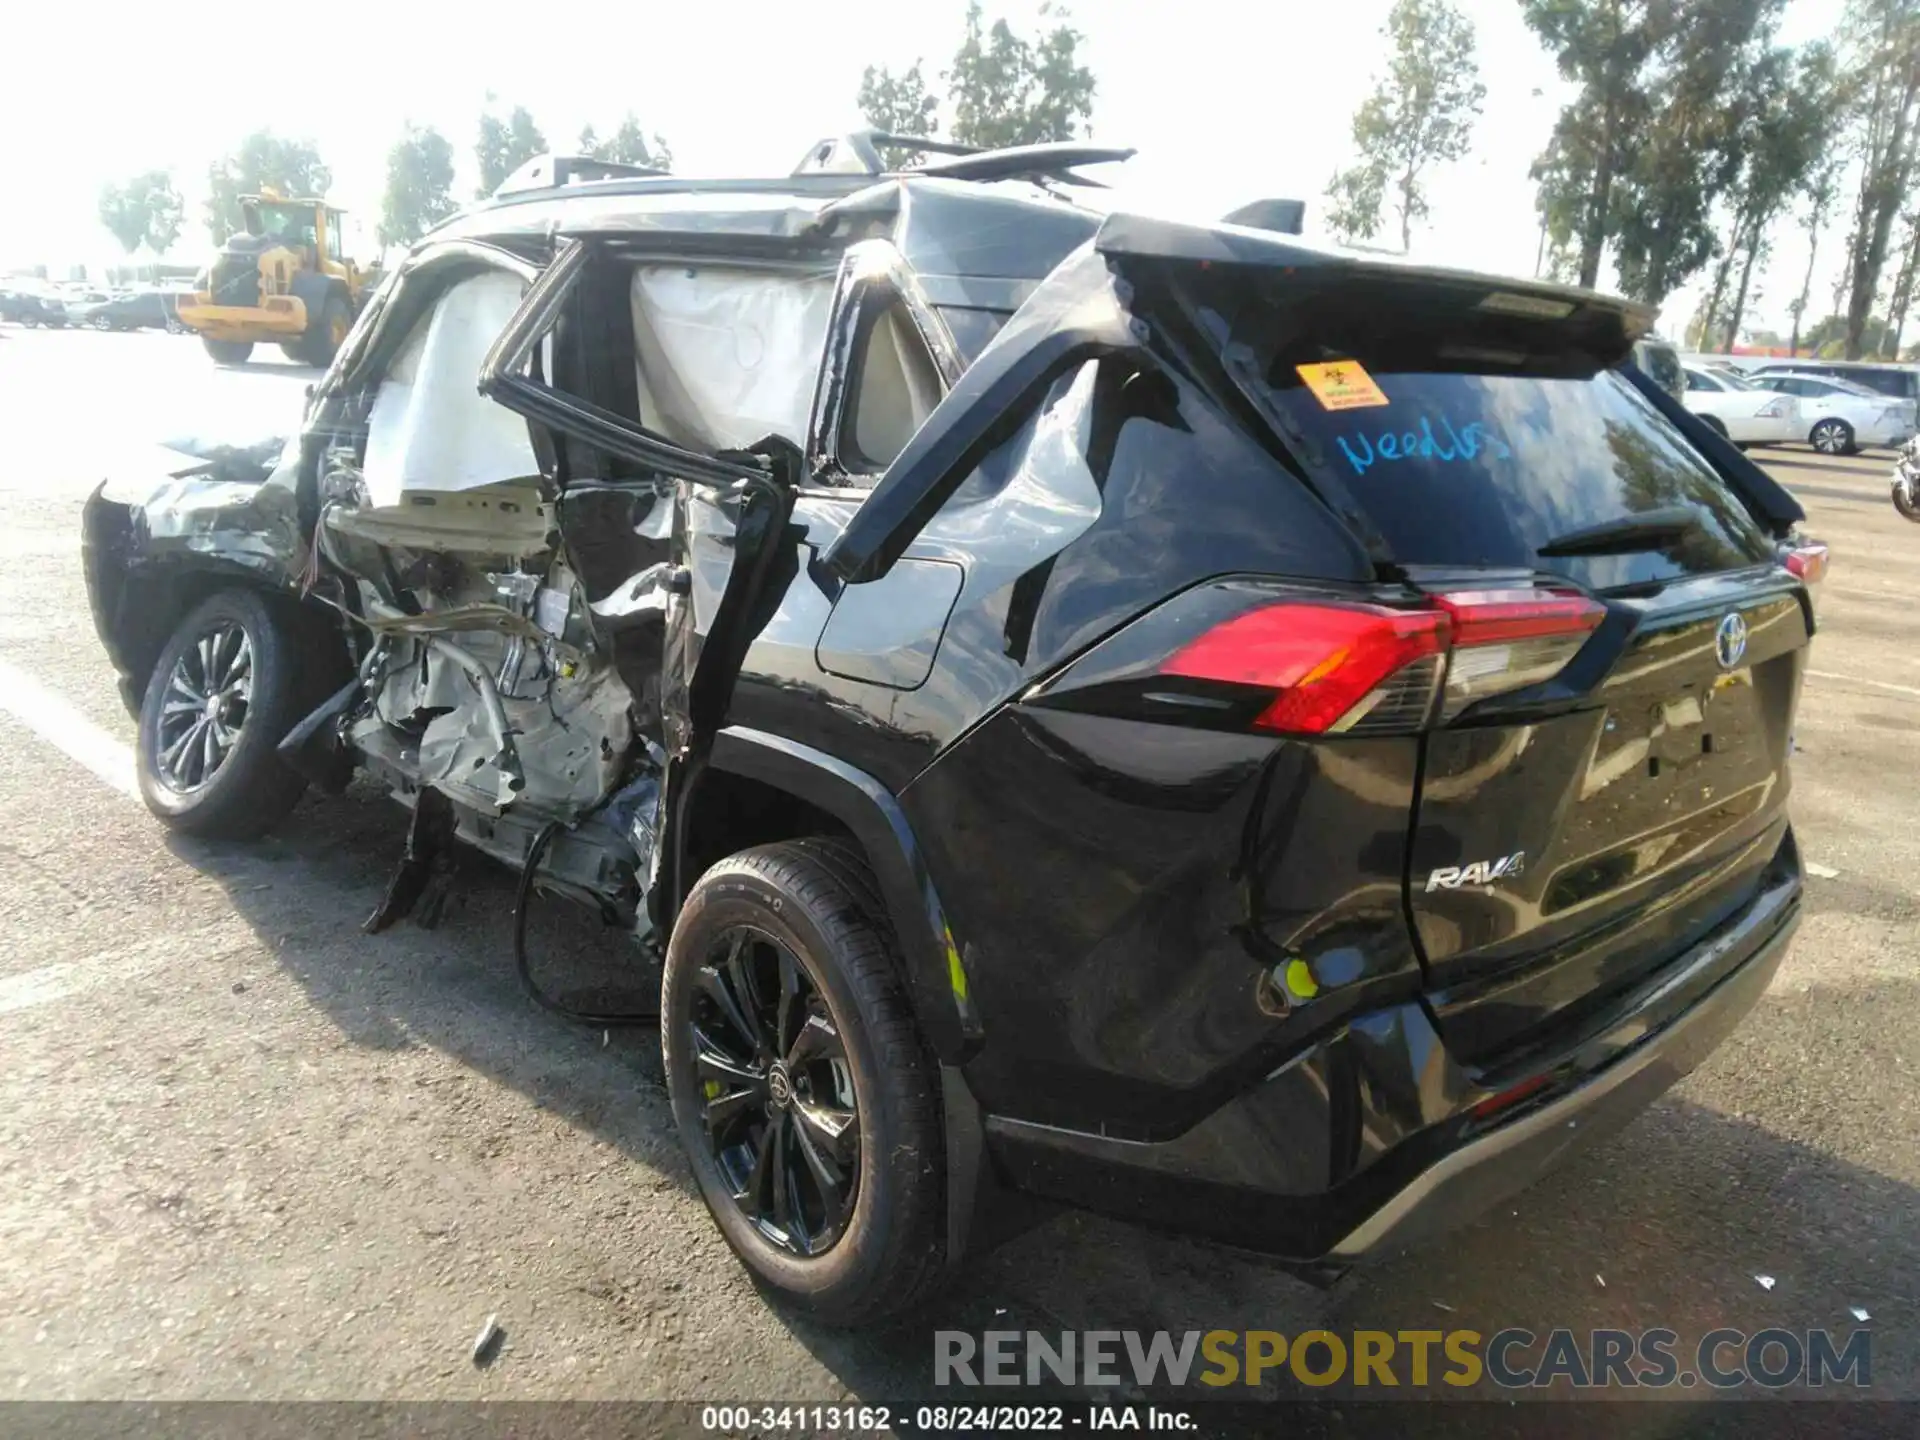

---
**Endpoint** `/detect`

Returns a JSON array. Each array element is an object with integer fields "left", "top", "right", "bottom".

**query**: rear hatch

[{"left": 1129, "top": 244, "right": 1811, "bottom": 1063}]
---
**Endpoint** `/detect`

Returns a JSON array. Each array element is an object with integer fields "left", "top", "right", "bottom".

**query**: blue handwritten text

[{"left": 1335, "top": 415, "right": 1514, "bottom": 477}]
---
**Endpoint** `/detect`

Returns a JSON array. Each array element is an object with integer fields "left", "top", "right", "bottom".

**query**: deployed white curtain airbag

[
  {"left": 363, "top": 270, "right": 539, "bottom": 508},
  {"left": 629, "top": 265, "right": 833, "bottom": 450}
]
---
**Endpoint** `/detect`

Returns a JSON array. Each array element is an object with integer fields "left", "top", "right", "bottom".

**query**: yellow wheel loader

[{"left": 177, "top": 191, "right": 376, "bottom": 366}]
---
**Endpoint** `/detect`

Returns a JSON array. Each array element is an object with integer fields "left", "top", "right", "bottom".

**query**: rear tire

[
  {"left": 1699, "top": 415, "right": 1729, "bottom": 441},
  {"left": 662, "top": 839, "right": 949, "bottom": 1325},
  {"left": 1809, "top": 417, "right": 1855, "bottom": 455},
  {"left": 203, "top": 338, "right": 253, "bottom": 365},
  {"left": 136, "top": 590, "right": 325, "bottom": 839},
  {"left": 296, "top": 295, "right": 350, "bottom": 366},
  {"left": 1895, "top": 480, "right": 1920, "bottom": 521},
  {"left": 90, "top": 314, "right": 113, "bottom": 331}
]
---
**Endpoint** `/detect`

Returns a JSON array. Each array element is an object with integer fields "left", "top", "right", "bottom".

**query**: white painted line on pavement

[
  {"left": 0, "top": 658, "right": 139, "bottom": 800},
  {"left": 1806, "top": 668, "right": 1920, "bottom": 701},
  {"left": 0, "top": 922, "right": 258, "bottom": 1016}
]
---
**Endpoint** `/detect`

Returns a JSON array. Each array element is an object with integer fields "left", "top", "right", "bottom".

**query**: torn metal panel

[
  {"left": 353, "top": 631, "right": 632, "bottom": 818},
  {"left": 100, "top": 437, "right": 307, "bottom": 584}
]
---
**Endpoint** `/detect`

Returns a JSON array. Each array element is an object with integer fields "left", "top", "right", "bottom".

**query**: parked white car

[
  {"left": 1681, "top": 365, "right": 1800, "bottom": 447},
  {"left": 1746, "top": 371, "right": 1914, "bottom": 454}
]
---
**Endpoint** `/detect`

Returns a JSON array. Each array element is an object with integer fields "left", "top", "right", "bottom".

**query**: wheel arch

[
  {"left": 669, "top": 725, "right": 994, "bottom": 1269},
  {"left": 673, "top": 726, "right": 981, "bottom": 1066},
  {"left": 84, "top": 487, "right": 349, "bottom": 717}
]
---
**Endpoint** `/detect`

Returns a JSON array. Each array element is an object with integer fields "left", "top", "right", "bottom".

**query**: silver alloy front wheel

[
  {"left": 153, "top": 621, "right": 252, "bottom": 794},
  {"left": 1810, "top": 418, "right": 1852, "bottom": 455}
]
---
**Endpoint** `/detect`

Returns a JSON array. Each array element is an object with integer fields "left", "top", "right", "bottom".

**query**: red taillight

[
  {"left": 1433, "top": 590, "right": 1608, "bottom": 646},
  {"left": 1162, "top": 603, "right": 1447, "bottom": 735},
  {"left": 1158, "top": 589, "right": 1604, "bottom": 735},
  {"left": 1432, "top": 589, "right": 1606, "bottom": 720},
  {"left": 1784, "top": 542, "right": 1829, "bottom": 584}
]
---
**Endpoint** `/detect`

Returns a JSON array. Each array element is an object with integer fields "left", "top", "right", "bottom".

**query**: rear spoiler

[
  {"left": 1093, "top": 212, "right": 1653, "bottom": 328},
  {"left": 1615, "top": 362, "right": 1806, "bottom": 536}
]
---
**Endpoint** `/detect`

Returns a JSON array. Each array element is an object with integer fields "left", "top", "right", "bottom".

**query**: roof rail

[
  {"left": 792, "top": 129, "right": 978, "bottom": 176},
  {"left": 792, "top": 128, "right": 1131, "bottom": 186},
  {"left": 494, "top": 152, "right": 669, "bottom": 198}
]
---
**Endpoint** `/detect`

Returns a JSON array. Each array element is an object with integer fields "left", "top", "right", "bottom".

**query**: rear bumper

[
  {"left": 1328, "top": 883, "right": 1792, "bottom": 1259},
  {"left": 983, "top": 837, "right": 1799, "bottom": 1263}
]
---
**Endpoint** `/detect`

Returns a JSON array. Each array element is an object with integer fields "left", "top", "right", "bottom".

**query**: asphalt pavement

[{"left": 0, "top": 326, "right": 1914, "bottom": 1417}]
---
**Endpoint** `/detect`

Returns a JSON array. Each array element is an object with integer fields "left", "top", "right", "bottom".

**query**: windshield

[
  {"left": 1190, "top": 285, "right": 1775, "bottom": 592},
  {"left": 244, "top": 202, "right": 318, "bottom": 248}
]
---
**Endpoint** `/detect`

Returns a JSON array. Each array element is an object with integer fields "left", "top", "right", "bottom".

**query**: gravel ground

[{"left": 0, "top": 326, "right": 1913, "bottom": 1421}]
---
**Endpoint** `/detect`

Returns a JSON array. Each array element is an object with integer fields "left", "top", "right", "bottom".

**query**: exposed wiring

[{"left": 513, "top": 821, "right": 659, "bottom": 1025}]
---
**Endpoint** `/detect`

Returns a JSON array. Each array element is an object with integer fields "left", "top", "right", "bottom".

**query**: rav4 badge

[{"left": 1426, "top": 852, "right": 1526, "bottom": 892}]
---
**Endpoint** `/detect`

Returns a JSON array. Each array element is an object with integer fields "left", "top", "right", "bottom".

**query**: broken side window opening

[
  {"left": 477, "top": 237, "right": 778, "bottom": 492},
  {"left": 277, "top": 242, "right": 677, "bottom": 983},
  {"left": 806, "top": 239, "right": 963, "bottom": 488}
]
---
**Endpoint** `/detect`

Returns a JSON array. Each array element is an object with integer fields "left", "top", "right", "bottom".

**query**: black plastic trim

[{"left": 706, "top": 725, "right": 979, "bottom": 1062}]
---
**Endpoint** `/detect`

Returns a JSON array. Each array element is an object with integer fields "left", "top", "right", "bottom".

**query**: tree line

[
  {"left": 1328, "top": 0, "right": 1920, "bottom": 361},
  {"left": 87, "top": 100, "right": 676, "bottom": 262},
  {"left": 91, "top": 0, "right": 1919, "bottom": 361},
  {"left": 91, "top": 1, "right": 1092, "bottom": 267}
]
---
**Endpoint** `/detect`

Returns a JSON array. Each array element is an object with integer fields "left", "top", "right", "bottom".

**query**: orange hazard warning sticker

[{"left": 1295, "top": 361, "right": 1390, "bottom": 411}]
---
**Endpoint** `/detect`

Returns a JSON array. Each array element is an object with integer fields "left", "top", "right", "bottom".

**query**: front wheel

[
  {"left": 203, "top": 337, "right": 253, "bottom": 365},
  {"left": 662, "top": 839, "right": 950, "bottom": 1325},
  {"left": 136, "top": 590, "right": 318, "bottom": 839},
  {"left": 89, "top": 314, "right": 113, "bottom": 331},
  {"left": 1810, "top": 418, "right": 1855, "bottom": 455}
]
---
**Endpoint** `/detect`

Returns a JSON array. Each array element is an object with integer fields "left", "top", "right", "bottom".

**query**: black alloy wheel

[
  {"left": 662, "top": 840, "right": 950, "bottom": 1324},
  {"left": 689, "top": 925, "right": 860, "bottom": 1257}
]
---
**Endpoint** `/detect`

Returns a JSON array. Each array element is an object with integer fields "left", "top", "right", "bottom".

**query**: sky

[{"left": 2, "top": 0, "right": 1853, "bottom": 338}]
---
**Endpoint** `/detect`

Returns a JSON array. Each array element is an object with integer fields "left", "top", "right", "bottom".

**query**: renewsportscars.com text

[{"left": 934, "top": 1327, "right": 1872, "bottom": 1390}]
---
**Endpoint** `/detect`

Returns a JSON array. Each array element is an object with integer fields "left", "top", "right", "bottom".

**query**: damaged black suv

[{"left": 84, "top": 133, "right": 1826, "bottom": 1325}]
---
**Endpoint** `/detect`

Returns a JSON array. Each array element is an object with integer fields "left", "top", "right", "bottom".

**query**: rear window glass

[
  {"left": 1187, "top": 284, "right": 1775, "bottom": 591},
  {"left": 1266, "top": 369, "right": 1772, "bottom": 590}
]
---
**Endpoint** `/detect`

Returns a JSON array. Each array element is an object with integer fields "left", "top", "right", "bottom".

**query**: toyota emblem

[{"left": 1715, "top": 611, "right": 1749, "bottom": 670}]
